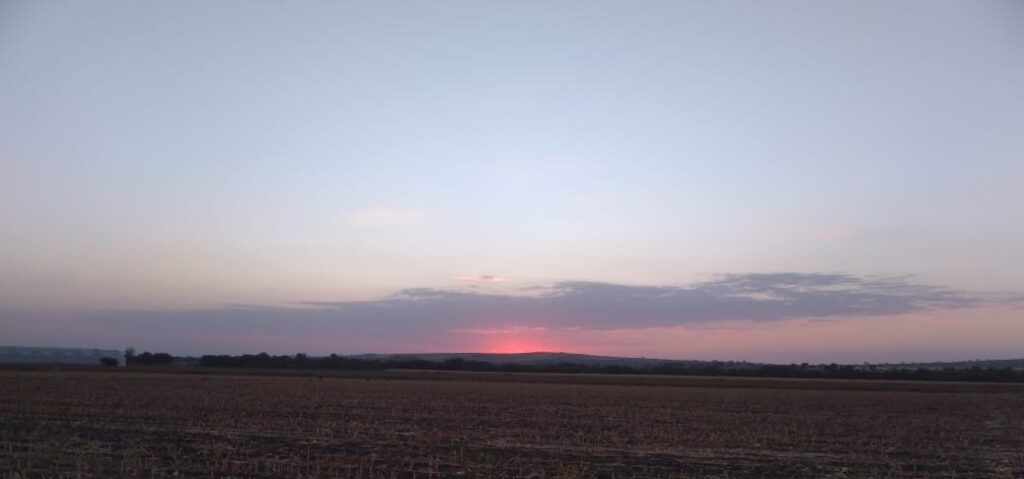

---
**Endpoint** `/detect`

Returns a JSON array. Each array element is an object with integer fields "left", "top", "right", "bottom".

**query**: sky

[{"left": 1, "top": 1, "right": 1022, "bottom": 363}]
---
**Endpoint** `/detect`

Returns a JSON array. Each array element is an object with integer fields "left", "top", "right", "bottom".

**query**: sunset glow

[
  {"left": 482, "top": 339, "right": 555, "bottom": 355},
  {"left": 472, "top": 328, "right": 558, "bottom": 354},
  {"left": 1, "top": 1, "right": 1021, "bottom": 363}
]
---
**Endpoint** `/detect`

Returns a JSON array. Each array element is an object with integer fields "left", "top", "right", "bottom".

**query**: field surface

[{"left": 2, "top": 369, "right": 1023, "bottom": 478}]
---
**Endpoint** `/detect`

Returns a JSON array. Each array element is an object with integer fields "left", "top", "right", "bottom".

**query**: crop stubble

[{"left": 1, "top": 370, "right": 1022, "bottom": 478}]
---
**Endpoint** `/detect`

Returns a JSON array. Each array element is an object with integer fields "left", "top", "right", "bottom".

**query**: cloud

[
  {"left": 13, "top": 273, "right": 1017, "bottom": 355},
  {"left": 346, "top": 208, "right": 425, "bottom": 227},
  {"left": 201, "top": 274, "right": 1003, "bottom": 330},
  {"left": 456, "top": 275, "right": 508, "bottom": 282},
  {"left": 296, "top": 273, "right": 1011, "bottom": 332},
  {"left": 454, "top": 325, "right": 549, "bottom": 335}
]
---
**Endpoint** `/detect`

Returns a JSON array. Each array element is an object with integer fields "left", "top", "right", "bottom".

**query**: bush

[{"left": 128, "top": 352, "right": 174, "bottom": 366}]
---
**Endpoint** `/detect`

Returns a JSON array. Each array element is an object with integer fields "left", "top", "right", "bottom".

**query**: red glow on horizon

[{"left": 482, "top": 338, "right": 554, "bottom": 354}]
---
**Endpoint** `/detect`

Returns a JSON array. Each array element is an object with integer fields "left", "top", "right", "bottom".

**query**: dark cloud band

[
  {"left": 5, "top": 273, "right": 1013, "bottom": 354},
  {"left": 299, "top": 272, "right": 999, "bottom": 331}
]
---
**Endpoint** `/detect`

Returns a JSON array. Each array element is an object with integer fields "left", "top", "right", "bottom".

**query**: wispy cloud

[
  {"left": 456, "top": 274, "right": 508, "bottom": 282},
  {"left": 454, "top": 325, "right": 549, "bottom": 335},
  {"left": 346, "top": 208, "right": 425, "bottom": 227}
]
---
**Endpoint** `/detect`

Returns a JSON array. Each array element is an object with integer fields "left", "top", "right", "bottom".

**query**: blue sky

[{"left": 1, "top": 1, "right": 1022, "bottom": 362}]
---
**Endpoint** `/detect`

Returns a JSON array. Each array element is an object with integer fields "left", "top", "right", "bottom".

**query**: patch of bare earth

[{"left": 2, "top": 370, "right": 1022, "bottom": 478}]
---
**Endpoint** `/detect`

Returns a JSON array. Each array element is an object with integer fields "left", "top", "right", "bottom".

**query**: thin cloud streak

[{"left": 456, "top": 275, "right": 508, "bottom": 282}]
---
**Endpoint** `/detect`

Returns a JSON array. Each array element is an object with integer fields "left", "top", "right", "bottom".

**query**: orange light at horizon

[{"left": 482, "top": 338, "right": 554, "bottom": 354}]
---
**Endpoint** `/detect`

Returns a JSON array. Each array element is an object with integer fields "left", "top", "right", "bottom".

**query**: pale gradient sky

[{"left": 1, "top": 1, "right": 1022, "bottom": 362}]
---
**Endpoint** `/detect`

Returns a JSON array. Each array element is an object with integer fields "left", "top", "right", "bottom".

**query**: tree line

[
  {"left": 124, "top": 348, "right": 174, "bottom": 366},
  {"left": 193, "top": 353, "right": 1024, "bottom": 383}
]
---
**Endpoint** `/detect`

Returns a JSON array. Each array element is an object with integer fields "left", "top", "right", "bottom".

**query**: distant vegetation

[
  {"left": 196, "top": 353, "right": 1024, "bottom": 383},
  {"left": 124, "top": 349, "right": 174, "bottom": 367}
]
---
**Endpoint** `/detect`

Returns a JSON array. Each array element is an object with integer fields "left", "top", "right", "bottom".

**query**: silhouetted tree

[{"left": 129, "top": 351, "right": 174, "bottom": 366}]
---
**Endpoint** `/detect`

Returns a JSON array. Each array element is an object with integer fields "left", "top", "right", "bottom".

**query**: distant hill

[
  {"left": 0, "top": 346, "right": 124, "bottom": 367},
  {"left": 195, "top": 351, "right": 1024, "bottom": 382},
  {"left": 349, "top": 351, "right": 758, "bottom": 369},
  {"left": 888, "top": 358, "right": 1024, "bottom": 370},
  {"left": 349, "top": 352, "right": 1024, "bottom": 370}
]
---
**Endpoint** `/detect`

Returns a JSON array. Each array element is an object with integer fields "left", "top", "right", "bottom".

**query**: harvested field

[{"left": 2, "top": 369, "right": 1023, "bottom": 478}]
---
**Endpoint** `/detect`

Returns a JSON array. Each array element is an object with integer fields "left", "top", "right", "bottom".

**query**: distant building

[{"left": 0, "top": 346, "right": 124, "bottom": 367}]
